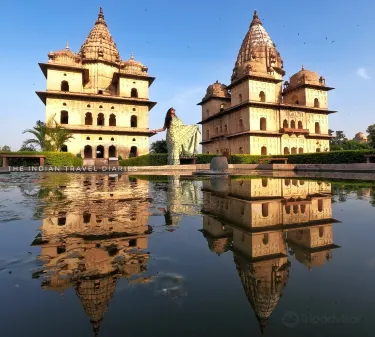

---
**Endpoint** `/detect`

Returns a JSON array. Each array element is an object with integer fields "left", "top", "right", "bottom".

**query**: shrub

[
  {"left": 120, "top": 154, "right": 168, "bottom": 166},
  {"left": 0, "top": 151, "right": 83, "bottom": 167},
  {"left": 118, "top": 155, "right": 123, "bottom": 161},
  {"left": 229, "top": 155, "right": 270, "bottom": 164},
  {"left": 283, "top": 150, "right": 375, "bottom": 164}
]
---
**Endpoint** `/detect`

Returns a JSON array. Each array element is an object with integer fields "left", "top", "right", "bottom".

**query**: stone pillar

[
  {"left": 2, "top": 157, "right": 7, "bottom": 168},
  {"left": 40, "top": 157, "right": 45, "bottom": 166},
  {"left": 92, "top": 146, "right": 97, "bottom": 159},
  {"left": 104, "top": 146, "right": 109, "bottom": 159},
  {"left": 80, "top": 148, "right": 84, "bottom": 158}
]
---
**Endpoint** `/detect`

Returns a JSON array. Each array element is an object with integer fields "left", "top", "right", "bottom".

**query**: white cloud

[{"left": 356, "top": 67, "right": 370, "bottom": 80}]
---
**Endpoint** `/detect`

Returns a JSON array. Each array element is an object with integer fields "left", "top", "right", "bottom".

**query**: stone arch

[
  {"left": 290, "top": 120, "right": 296, "bottom": 129},
  {"left": 318, "top": 199, "right": 323, "bottom": 212},
  {"left": 315, "top": 122, "right": 320, "bottom": 134},
  {"left": 131, "top": 88, "right": 138, "bottom": 98},
  {"left": 61, "top": 81, "right": 69, "bottom": 92},
  {"left": 109, "top": 145, "right": 116, "bottom": 157},
  {"left": 261, "top": 146, "right": 267, "bottom": 156},
  {"left": 60, "top": 110, "right": 68, "bottom": 124},
  {"left": 314, "top": 98, "right": 320, "bottom": 108},
  {"left": 319, "top": 226, "right": 324, "bottom": 237},
  {"left": 262, "top": 233, "right": 269, "bottom": 245},
  {"left": 239, "top": 93, "right": 243, "bottom": 102},
  {"left": 283, "top": 119, "right": 288, "bottom": 128},
  {"left": 262, "top": 203, "right": 269, "bottom": 217},
  {"left": 291, "top": 147, "right": 297, "bottom": 154},
  {"left": 85, "top": 112, "right": 93, "bottom": 125},
  {"left": 131, "top": 115, "right": 137, "bottom": 127},
  {"left": 239, "top": 118, "right": 244, "bottom": 130},
  {"left": 97, "top": 113, "right": 105, "bottom": 126},
  {"left": 298, "top": 121, "right": 303, "bottom": 129},
  {"left": 262, "top": 178, "right": 268, "bottom": 187},
  {"left": 84, "top": 145, "right": 92, "bottom": 158},
  {"left": 259, "top": 91, "right": 266, "bottom": 102},
  {"left": 96, "top": 145, "right": 104, "bottom": 159},
  {"left": 130, "top": 146, "right": 138, "bottom": 157},
  {"left": 284, "top": 147, "right": 290, "bottom": 155},
  {"left": 298, "top": 147, "right": 304, "bottom": 154},
  {"left": 109, "top": 114, "right": 116, "bottom": 127},
  {"left": 260, "top": 117, "right": 266, "bottom": 131}
]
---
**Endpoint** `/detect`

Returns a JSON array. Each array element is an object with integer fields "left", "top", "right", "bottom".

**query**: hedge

[
  {"left": 0, "top": 151, "right": 83, "bottom": 167},
  {"left": 119, "top": 150, "right": 375, "bottom": 166}
]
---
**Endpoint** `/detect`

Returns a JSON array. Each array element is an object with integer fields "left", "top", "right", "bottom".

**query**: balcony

[{"left": 280, "top": 128, "right": 309, "bottom": 135}]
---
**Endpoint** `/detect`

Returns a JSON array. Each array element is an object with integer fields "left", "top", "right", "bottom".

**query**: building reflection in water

[
  {"left": 31, "top": 174, "right": 153, "bottom": 337},
  {"left": 201, "top": 177, "right": 340, "bottom": 333}
]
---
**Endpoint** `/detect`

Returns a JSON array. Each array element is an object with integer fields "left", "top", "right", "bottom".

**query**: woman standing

[{"left": 152, "top": 108, "right": 200, "bottom": 165}]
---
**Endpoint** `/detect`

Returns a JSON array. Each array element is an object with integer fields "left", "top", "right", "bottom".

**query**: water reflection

[
  {"left": 31, "top": 174, "right": 153, "bottom": 336},
  {"left": 201, "top": 177, "right": 340, "bottom": 333}
]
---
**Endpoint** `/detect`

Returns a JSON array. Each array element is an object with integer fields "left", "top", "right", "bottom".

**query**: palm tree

[
  {"left": 22, "top": 120, "right": 53, "bottom": 151},
  {"left": 23, "top": 117, "right": 74, "bottom": 152}
]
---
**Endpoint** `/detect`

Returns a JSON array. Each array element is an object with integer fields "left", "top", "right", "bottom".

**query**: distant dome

[
  {"left": 290, "top": 66, "right": 320, "bottom": 87},
  {"left": 120, "top": 53, "right": 148, "bottom": 76},
  {"left": 203, "top": 80, "right": 230, "bottom": 100},
  {"left": 354, "top": 132, "right": 368, "bottom": 141},
  {"left": 48, "top": 43, "right": 81, "bottom": 66}
]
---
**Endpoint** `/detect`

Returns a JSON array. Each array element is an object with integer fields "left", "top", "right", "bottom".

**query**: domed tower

[
  {"left": 198, "top": 80, "right": 231, "bottom": 154},
  {"left": 353, "top": 132, "right": 368, "bottom": 143},
  {"left": 36, "top": 7, "right": 157, "bottom": 164}
]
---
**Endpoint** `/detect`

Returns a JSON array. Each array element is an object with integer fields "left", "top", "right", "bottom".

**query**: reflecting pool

[{"left": 0, "top": 173, "right": 374, "bottom": 336}]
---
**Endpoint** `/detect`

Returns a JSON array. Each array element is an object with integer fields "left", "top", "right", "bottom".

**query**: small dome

[
  {"left": 48, "top": 43, "right": 81, "bottom": 65},
  {"left": 203, "top": 80, "right": 230, "bottom": 100},
  {"left": 120, "top": 53, "right": 148, "bottom": 76},
  {"left": 290, "top": 65, "right": 320, "bottom": 87},
  {"left": 354, "top": 132, "right": 367, "bottom": 141}
]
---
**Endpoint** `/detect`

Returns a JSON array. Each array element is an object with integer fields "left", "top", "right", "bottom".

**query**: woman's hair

[{"left": 164, "top": 108, "right": 175, "bottom": 129}]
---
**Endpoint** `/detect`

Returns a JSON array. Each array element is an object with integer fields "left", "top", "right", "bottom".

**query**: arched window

[
  {"left": 220, "top": 121, "right": 223, "bottom": 133},
  {"left": 96, "top": 145, "right": 104, "bottom": 159},
  {"left": 318, "top": 199, "right": 323, "bottom": 212},
  {"left": 206, "top": 130, "right": 209, "bottom": 139},
  {"left": 239, "top": 93, "right": 243, "bottom": 102},
  {"left": 86, "top": 137, "right": 90, "bottom": 140},
  {"left": 84, "top": 145, "right": 92, "bottom": 158},
  {"left": 292, "top": 95, "right": 299, "bottom": 104},
  {"left": 262, "top": 233, "right": 269, "bottom": 245},
  {"left": 132, "top": 138, "right": 136, "bottom": 141},
  {"left": 109, "top": 145, "right": 116, "bottom": 157},
  {"left": 206, "top": 109, "right": 209, "bottom": 117},
  {"left": 99, "top": 137, "right": 102, "bottom": 140},
  {"left": 83, "top": 212, "right": 91, "bottom": 224},
  {"left": 314, "top": 98, "right": 320, "bottom": 108},
  {"left": 131, "top": 115, "right": 137, "bottom": 127},
  {"left": 260, "top": 117, "right": 266, "bottom": 131},
  {"left": 111, "top": 106, "right": 115, "bottom": 110},
  {"left": 109, "top": 114, "right": 116, "bottom": 127},
  {"left": 98, "top": 90, "right": 103, "bottom": 94},
  {"left": 315, "top": 122, "right": 320, "bottom": 134},
  {"left": 130, "top": 146, "right": 137, "bottom": 157},
  {"left": 63, "top": 102, "right": 67, "bottom": 106},
  {"left": 301, "top": 205, "right": 306, "bottom": 214},
  {"left": 284, "top": 147, "right": 290, "bottom": 155},
  {"left": 111, "top": 137, "right": 114, "bottom": 141},
  {"left": 133, "top": 108, "right": 136, "bottom": 111},
  {"left": 261, "top": 146, "right": 267, "bottom": 156},
  {"left": 259, "top": 91, "right": 266, "bottom": 102},
  {"left": 216, "top": 149, "right": 219, "bottom": 154},
  {"left": 220, "top": 104, "right": 224, "bottom": 112},
  {"left": 60, "top": 110, "right": 68, "bottom": 124},
  {"left": 207, "top": 151, "right": 210, "bottom": 154},
  {"left": 87, "top": 104, "right": 91, "bottom": 108},
  {"left": 290, "top": 120, "right": 296, "bottom": 129},
  {"left": 291, "top": 147, "right": 297, "bottom": 154},
  {"left": 58, "top": 212, "right": 67, "bottom": 226},
  {"left": 224, "top": 124, "right": 228, "bottom": 133},
  {"left": 239, "top": 118, "right": 244, "bottom": 130},
  {"left": 285, "top": 205, "right": 291, "bottom": 214},
  {"left": 293, "top": 205, "right": 299, "bottom": 214},
  {"left": 262, "top": 203, "right": 269, "bottom": 217},
  {"left": 97, "top": 113, "right": 104, "bottom": 126},
  {"left": 262, "top": 178, "right": 268, "bottom": 187},
  {"left": 283, "top": 119, "right": 288, "bottom": 128},
  {"left": 85, "top": 112, "right": 93, "bottom": 125},
  {"left": 60, "top": 145, "right": 68, "bottom": 152},
  {"left": 292, "top": 179, "right": 298, "bottom": 186},
  {"left": 131, "top": 88, "right": 138, "bottom": 98},
  {"left": 239, "top": 147, "right": 244, "bottom": 154},
  {"left": 298, "top": 147, "right": 304, "bottom": 154},
  {"left": 61, "top": 81, "right": 69, "bottom": 92},
  {"left": 316, "top": 148, "right": 321, "bottom": 152},
  {"left": 215, "top": 127, "right": 219, "bottom": 135},
  {"left": 285, "top": 179, "right": 290, "bottom": 186},
  {"left": 319, "top": 227, "right": 324, "bottom": 238},
  {"left": 298, "top": 121, "right": 303, "bottom": 129}
]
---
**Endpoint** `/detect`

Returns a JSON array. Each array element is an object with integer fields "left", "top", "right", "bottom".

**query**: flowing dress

[{"left": 166, "top": 117, "right": 201, "bottom": 165}]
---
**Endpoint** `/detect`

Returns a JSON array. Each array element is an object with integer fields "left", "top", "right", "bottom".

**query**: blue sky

[{"left": 0, "top": 0, "right": 373, "bottom": 149}]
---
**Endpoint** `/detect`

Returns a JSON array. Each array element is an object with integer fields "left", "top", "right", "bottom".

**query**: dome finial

[
  {"left": 130, "top": 52, "right": 134, "bottom": 60},
  {"left": 302, "top": 64, "right": 305, "bottom": 70},
  {"left": 251, "top": 9, "right": 262, "bottom": 26},
  {"left": 96, "top": 6, "right": 105, "bottom": 24},
  {"left": 65, "top": 42, "right": 69, "bottom": 50}
]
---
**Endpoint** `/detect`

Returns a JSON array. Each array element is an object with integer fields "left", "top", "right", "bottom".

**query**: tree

[
  {"left": 22, "top": 117, "right": 74, "bottom": 152},
  {"left": 150, "top": 139, "right": 168, "bottom": 153},
  {"left": 19, "top": 141, "right": 37, "bottom": 152},
  {"left": 0, "top": 145, "right": 11, "bottom": 152},
  {"left": 366, "top": 124, "right": 375, "bottom": 148}
]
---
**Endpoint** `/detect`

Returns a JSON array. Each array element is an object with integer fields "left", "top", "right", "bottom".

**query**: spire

[
  {"left": 65, "top": 42, "right": 69, "bottom": 50},
  {"left": 250, "top": 10, "right": 262, "bottom": 27},
  {"left": 96, "top": 7, "right": 106, "bottom": 26},
  {"left": 130, "top": 52, "right": 134, "bottom": 60}
]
